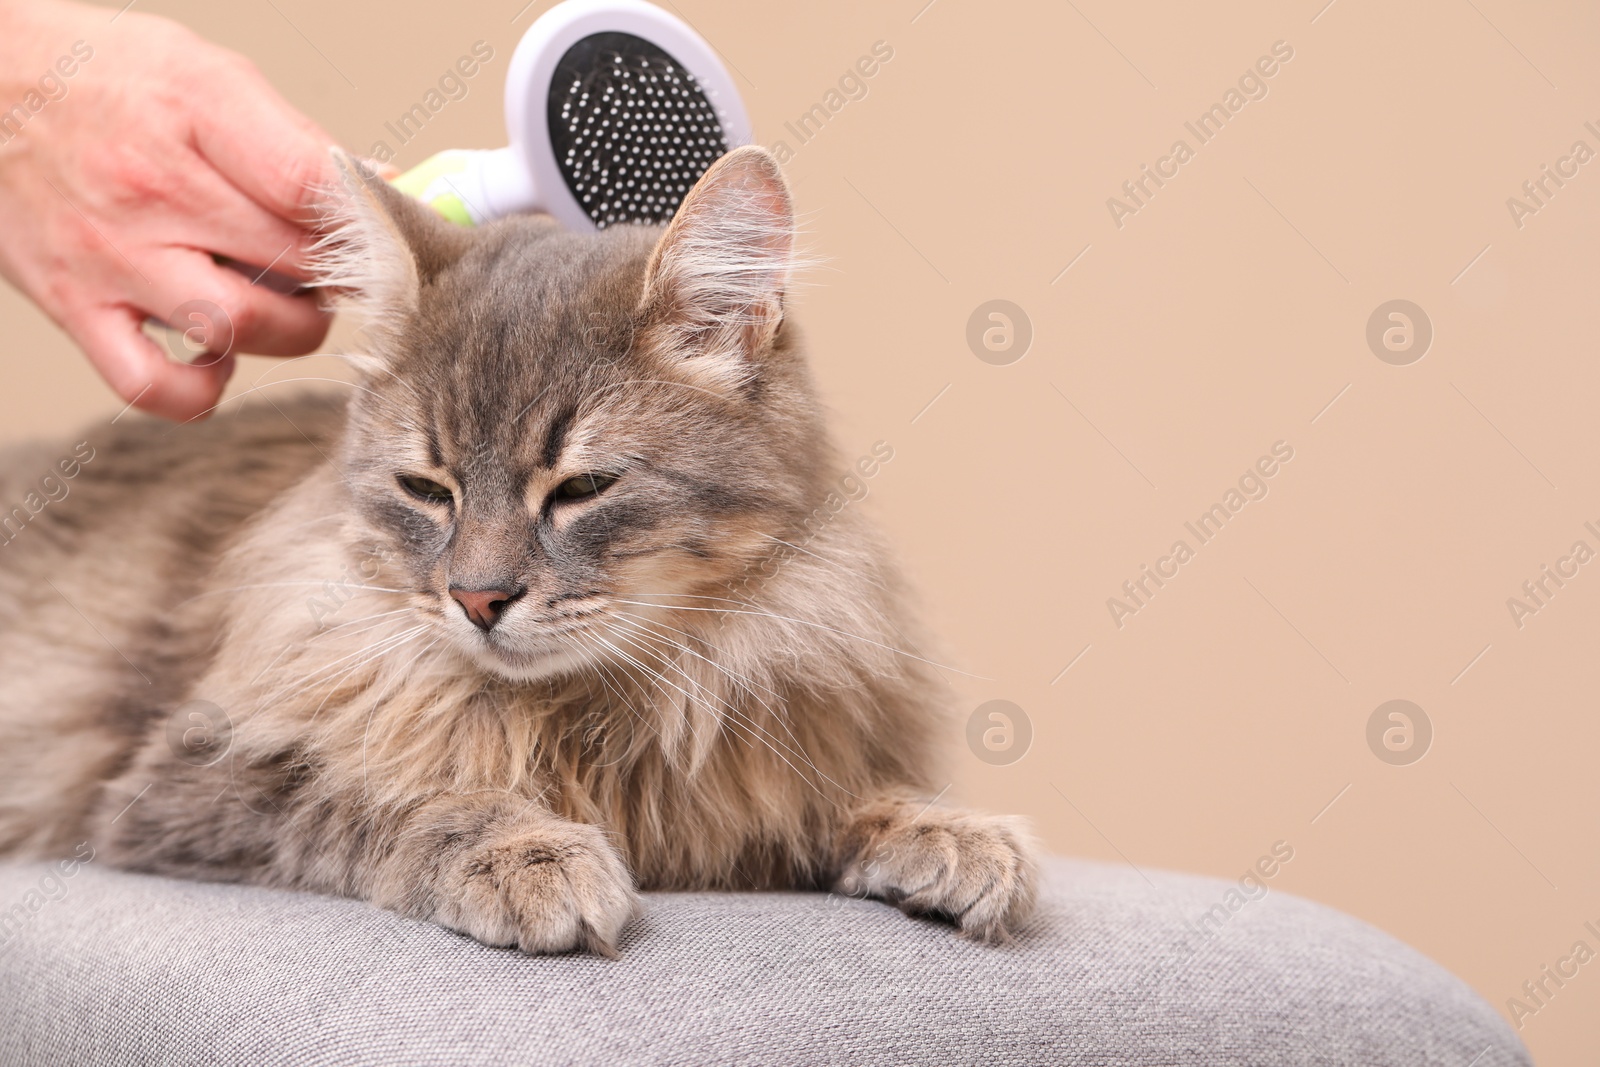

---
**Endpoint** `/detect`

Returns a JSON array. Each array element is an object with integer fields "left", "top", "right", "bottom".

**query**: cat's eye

[
  {"left": 553, "top": 473, "right": 619, "bottom": 502},
  {"left": 399, "top": 475, "right": 454, "bottom": 503}
]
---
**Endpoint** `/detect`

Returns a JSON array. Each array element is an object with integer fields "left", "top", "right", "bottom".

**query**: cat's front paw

[
  {"left": 835, "top": 802, "right": 1038, "bottom": 943},
  {"left": 434, "top": 818, "right": 639, "bottom": 956}
]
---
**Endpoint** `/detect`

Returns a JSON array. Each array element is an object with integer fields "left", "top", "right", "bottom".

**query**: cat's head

[{"left": 317, "top": 147, "right": 829, "bottom": 682}]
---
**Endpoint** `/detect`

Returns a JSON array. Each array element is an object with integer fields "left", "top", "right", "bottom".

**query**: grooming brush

[{"left": 393, "top": 0, "right": 751, "bottom": 229}]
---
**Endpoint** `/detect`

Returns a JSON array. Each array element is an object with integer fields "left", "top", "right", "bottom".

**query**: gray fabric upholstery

[{"left": 0, "top": 856, "right": 1524, "bottom": 1066}]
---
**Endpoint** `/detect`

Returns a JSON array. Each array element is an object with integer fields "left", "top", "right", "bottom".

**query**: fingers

[
  {"left": 173, "top": 164, "right": 323, "bottom": 282},
  {"left": 70, "top": 249, "right": 334, "bottom": 421},
  {"left": 143, "top": 247, "right": 332, "bottom": 359},
  {"left": 190, "top": 61, "right": 337, "bottom": 226},
  {"left": 74, "top": 306, "right": 237, "bottom": 422}
]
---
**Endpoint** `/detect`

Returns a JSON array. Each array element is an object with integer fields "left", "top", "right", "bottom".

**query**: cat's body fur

[{"left": 0, "top": 149, "right": 1035, "bottom": 953}]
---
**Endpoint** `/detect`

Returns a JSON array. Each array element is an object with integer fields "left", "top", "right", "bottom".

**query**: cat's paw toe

[
  {"left": 837, "top": 809, "right": 1037, "bottom": 943},
  {"left": 441, "top": 820, "right": 639, "bottom": 956}
]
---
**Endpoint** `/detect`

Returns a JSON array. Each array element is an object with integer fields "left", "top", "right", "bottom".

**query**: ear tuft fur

[
  {"left": 638, "top": 146, "right": 798, "bottom": 393},
  {"left": 310, "top": 148, "right": 471, "bottom": 357}
]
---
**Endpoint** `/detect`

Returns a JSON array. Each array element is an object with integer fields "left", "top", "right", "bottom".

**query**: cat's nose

[{"left": 449, "top": 585, "right": 524, "bottom": 632}]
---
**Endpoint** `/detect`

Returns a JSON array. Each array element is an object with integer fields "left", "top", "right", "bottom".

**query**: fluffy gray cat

[{"left": 0, "top": 147, "right": 1036, "bottom": 954}]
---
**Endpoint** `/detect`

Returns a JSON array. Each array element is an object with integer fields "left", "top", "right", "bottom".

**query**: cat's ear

[
  {"left": 637, "top": 146, "right": 795, "bottom": 392},
  {"left": 314, "top": 148, "right": 473, "bottom": 345}
]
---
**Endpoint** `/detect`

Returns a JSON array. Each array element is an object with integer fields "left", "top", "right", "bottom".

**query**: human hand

[{"left": 0, "top": 0, "right": 338, "bottom": 420}]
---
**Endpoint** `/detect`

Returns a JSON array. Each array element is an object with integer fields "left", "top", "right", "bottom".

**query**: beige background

[{"left": 4, "top": 0, "right": 1598, "bottom": 1060}]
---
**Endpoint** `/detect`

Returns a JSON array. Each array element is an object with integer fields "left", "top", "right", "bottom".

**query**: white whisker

[
  {"left": 758, "top": 535, "right": 888, "bottom": 590},
  {"left": 602, "top": 620, "right": 845, "bottom": 802},
  {"left": 171, "top": 581, "right": 410, "bottom": 609},
  {"left": 614, "top": 598, "right": 981, "bottom": 679},
  {"left": 609, "top": 610, "right": 801, "bottom": 751}
]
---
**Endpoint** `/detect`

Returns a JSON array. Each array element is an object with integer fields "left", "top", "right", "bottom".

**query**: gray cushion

[{"left": 0, "top": 856, "right": 1525, "bottom": 1066}]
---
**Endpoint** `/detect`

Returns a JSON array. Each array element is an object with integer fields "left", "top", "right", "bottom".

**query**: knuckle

[
  {"left": 288, "top": 306, "right": 333, "bottom": 349},
  {"left": 103, "top": 371, "right": 139, "bottom": 403},
  {"left": 40, "top": 263, "right": 86, "bottom": 317},
  {"left": 156, "top": 20, "right": 224, "bottom": 72},
  {"left": 96, "top": 144, "right": 179, "bottom": 211},
  {"left": 212, "top": 294, "right": 255, "bottom": 341},
  {"left": 168, "top": 291, "right": 248, "bottom": 353},
  {"left": 102, "top": 362, "right": 153, "bottom": 405},
  {"left": 269, "top": 153, "right": 325, "bottom": 217},
  {"left": 209, "top": 44, "right": 262, "bottom": 80}
]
